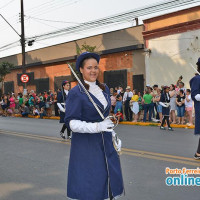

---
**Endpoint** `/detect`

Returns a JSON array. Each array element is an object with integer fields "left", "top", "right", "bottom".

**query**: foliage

[
  {"left": 76, "top": 42, "right": 96, "bottom": 56},
  {"left": 0, "top": 62, "right": 14, "bottom": 83},
  {"left": 71, "top": 42, "right": 97, "bottom": 81}
]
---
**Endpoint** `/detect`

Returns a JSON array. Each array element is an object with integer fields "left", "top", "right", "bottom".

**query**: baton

[{"left": 189, "top": 63, "right": 200, "bottom": 75}]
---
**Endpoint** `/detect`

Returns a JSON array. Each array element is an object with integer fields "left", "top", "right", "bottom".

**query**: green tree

[{"left": 0, "top": 61, "right": 14, "bottom": 93}]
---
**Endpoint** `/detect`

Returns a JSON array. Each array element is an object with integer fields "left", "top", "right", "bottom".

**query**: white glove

[
  {"left": 69, "top": 119, "right": 114, "bottom": 133},
  {"left": 195, "top": 94, "right": 200, "bottom": 101},
  {"left": 57, "top": 103, "right": 65, "bottom": 112},
  {"left": 159, "top": 102, "right": 167, "bottom": 107},
  {"left": 164, "top": 103, "right": 170, "bottom": 107},
  {"left": 97, "top": 119, "right": 114, "bottom": 132}
]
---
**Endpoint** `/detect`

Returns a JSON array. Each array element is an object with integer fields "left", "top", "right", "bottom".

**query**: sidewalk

[{"left": 14, "top": 114, "right": 195, "bottom": 129}]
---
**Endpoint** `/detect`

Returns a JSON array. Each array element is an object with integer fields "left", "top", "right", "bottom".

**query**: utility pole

[{"left": 20, "top": 0, "right": 26, "bottom": 74}]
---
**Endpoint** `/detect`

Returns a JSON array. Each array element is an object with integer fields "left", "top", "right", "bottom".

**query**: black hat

[
  {"left": 76, "top": 52, "right": 100, "bottom": 71},
  {"left": 62, "top": 80, "right": 69, "bottom": 86}
]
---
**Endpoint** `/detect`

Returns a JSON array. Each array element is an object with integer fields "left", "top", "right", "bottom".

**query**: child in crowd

[
  {"left": 115, "top": 109, "right": 123, "bottom": 122},
  {"left": 114, "top": 94, "right": 123, "bottom": 114},
  {"left": 39, "top": 107, "right": 47, "bottom": 119},
  {"left": 33, "top": 106, "right": 40, "bottom": 116},
  {"left": 185, "top": 89, "right": 193, "bottom": 126},
  {"left": 176, "top": 89, "right": 185, "bottom": 124}
]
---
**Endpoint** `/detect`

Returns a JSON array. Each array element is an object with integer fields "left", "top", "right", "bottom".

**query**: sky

[{"left": 0, "top": 0, "right": 199, "bottom": 58}]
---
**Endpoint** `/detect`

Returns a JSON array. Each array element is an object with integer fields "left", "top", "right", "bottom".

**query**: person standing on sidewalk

[
  {"left": 57, "top": 80, "right": 71, "bottom": 139},
  {"left": 123, "top": 86, "right": 133, "bottom": 121},
  {"left": 190, "top": 57, "right": 200, "bottom": 160}
]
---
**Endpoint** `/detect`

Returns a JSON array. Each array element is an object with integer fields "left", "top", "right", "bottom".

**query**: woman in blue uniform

[
  {"left": 190, "top": 57, "right": 200, "bottom": 160},
  {"left": 57, "top": 80, "right": 71, "bottom": 139},
  {"left": 159, "top": 86, "right": 173, "bottom": 131},
  {"left": 64, "top": 52, "right": 124, "bottom": 200}
]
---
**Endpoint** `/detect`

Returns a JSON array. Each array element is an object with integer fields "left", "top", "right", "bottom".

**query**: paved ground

[{"left": 0, "top": 117, "right": 199, "bottom": 200}]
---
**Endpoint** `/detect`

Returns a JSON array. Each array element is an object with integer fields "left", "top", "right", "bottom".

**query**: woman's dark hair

[
  {"left": 134, "top": 89, "right": 138, "bottom": 95},
  {"left": 171, "top": 84, "right": 175, "bottom": 90},
  {"left": 186, "top": 89, "right": 191, "bottom": 93},
  {"left": 79, "top": 56, "right": 105, "bottom": 91},
  {"left": 116, "top": 94, "right": 121, "bottom": 100}
]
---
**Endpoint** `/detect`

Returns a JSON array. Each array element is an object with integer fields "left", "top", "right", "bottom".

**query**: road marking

[{"left": 0, "top": 129, "right": 199, "bottom": 166}]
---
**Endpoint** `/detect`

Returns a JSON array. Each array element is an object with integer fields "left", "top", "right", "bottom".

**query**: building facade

[
  {"left": 143, "top": 6, "right": 200, "bottom": 88},
  {"left": 1, "top": 25, "right": 145, "bottom": 94}
]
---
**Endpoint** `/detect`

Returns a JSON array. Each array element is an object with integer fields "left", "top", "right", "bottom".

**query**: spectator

[
  {"left": 110, "top": 88, "right": 114, "bottom": 96},
  {"left": 114, "top": 94, "right": 123, "bottom": 114},
  {"left": 152, "top": 84, "right": 159, "bottom": 120},
  {"left": 115, "top": 109, "right": 123, "bottom": 122},
  {"left": 32, "top": 106, "right": 40, "bottom": 116},
  {"left": 154, "top": 88, "right": 162, "bottom": 123},
  {"left": 185, "top": 89, "right": 193, "bottom": 126},
  {"left": 169, "top": 84, "right": 177, "bottom": 124},
  {"left": 110, "top": 92, "right": 117, "bottom": 112},
  {"left": 21, "top": 103, "right": 30, "bottom": 117},
  {"left": 1, "top": 94, "right": 8, "bottom": 117},
  {"left": 46, "top": 91, "right": 52, "bottom": 117},
  {"left": 18, "top": 94, "right": 24, "bottom": 106},
  {"left": 9, "top": 93, "right": 16, "bottom": 117},
  {"left": 40, "top": 107, "right": 47, "bottom": 119},
  {"left": 176, "top": 75, "right": 183, "bottom": 86},
  {"left": 143, "top": 89, "right": 153, "bottom": 122},
  {"left": 138, "top": 92, "right": 143, "bottom": 121},
  {"left": 130, "top": 89, "right": 139, "bottom": 122},
  {"left": 119, "top": 86, "right": 125, "bottom": 99},
  {"left": 123, "top": 86, "right": 133, "bottom": 121},
  {"left": 176, "top": 89, "right": 185, "bottom": 124},
  {"left": 54, "top": 92, "right": 59, "bottom": 116}
]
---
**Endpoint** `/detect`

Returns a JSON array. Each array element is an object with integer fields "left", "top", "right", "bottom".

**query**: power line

[
  {"left": 0, "top": 0, "right": 15, "bottom": 10},
  {"left": 26, "top": 0, "right": 200, "bottom": 42}
]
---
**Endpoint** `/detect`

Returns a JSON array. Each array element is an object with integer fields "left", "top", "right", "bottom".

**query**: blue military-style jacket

[
  {"left": 57, "top": 91, "right": 67, "bottom": 123},
  {"left": 64, "top": 84, "right": 124, "bottom": 200},
  {"left": 190, "top": 74, "right": 200, "bottom": 135}
]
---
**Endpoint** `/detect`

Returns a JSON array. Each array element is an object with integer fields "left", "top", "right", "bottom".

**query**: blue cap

[
  {"left": 62, "top": 80, "right": 69, "bottom": 86},
  {"left": 196, "top": 57, "right": 200, "bottom": 65},
  {"left": 76, "top": 52, "right": 100, "bottom": 71}
]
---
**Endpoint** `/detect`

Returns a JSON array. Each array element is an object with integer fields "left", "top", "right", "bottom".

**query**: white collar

[
  {"left": 84, "top": 80, "right": 97, "bottom": 87},
  {"left": 64, "top": 90, "right": 69, "bottom": 95}
]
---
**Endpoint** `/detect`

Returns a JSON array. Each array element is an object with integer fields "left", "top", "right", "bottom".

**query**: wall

[{"left": 145, "top": 29, "right": 200, "bottom": 88}]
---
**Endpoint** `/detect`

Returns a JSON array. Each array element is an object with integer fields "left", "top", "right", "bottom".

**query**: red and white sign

[{"left": 20, "top": 74, "right": 29, "bottom": 83}]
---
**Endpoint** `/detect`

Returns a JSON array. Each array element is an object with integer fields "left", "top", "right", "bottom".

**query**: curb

[{"left": 14, "top": 114, "right": 194, "bottom": 129}]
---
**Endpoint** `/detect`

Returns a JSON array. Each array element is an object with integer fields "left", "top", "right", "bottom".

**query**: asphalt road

[{"left": 0, "top": 117, "right": 200, "bottom": 200}]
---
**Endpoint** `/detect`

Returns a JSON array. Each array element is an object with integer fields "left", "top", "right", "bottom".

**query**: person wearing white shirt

[{"left": 123, "top": 86, "right": 133, "bottom": 121}]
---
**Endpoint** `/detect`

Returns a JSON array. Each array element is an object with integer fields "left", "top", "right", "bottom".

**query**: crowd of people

[
  {"left": 0, "top": 76, "right": 194, "bottom": 126},
  {"left": 0, "top": 89, "right": 61, "bottom": 118},
  {"left": 110, "top": 76, "right": 194, "bottom": 126}
]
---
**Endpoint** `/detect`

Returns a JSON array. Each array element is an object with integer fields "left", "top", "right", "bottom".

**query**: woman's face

[
  {"left": 63, "top": 83, "right": 70, "bottom": 91},
  {"left": 80, "top": 58, "right": 99, "bottom": 82}
]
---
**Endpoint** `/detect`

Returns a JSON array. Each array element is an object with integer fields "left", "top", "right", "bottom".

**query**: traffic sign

[{"left": 20, "top": 74, "right": 29, "bottom": 83}]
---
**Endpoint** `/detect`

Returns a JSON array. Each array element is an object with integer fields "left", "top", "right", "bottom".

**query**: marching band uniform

[
  {"left": 64, "top": 52, "right": 124, "bottom": 200},
  {"left": 190, "top": 57, "right": 200, "bottom": 159},
  {"left": 159, "top": 87, "right": 173, "bottom": 131},
  {"left": 57, "top": 80, "right": 71, "bottom": 139}
]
